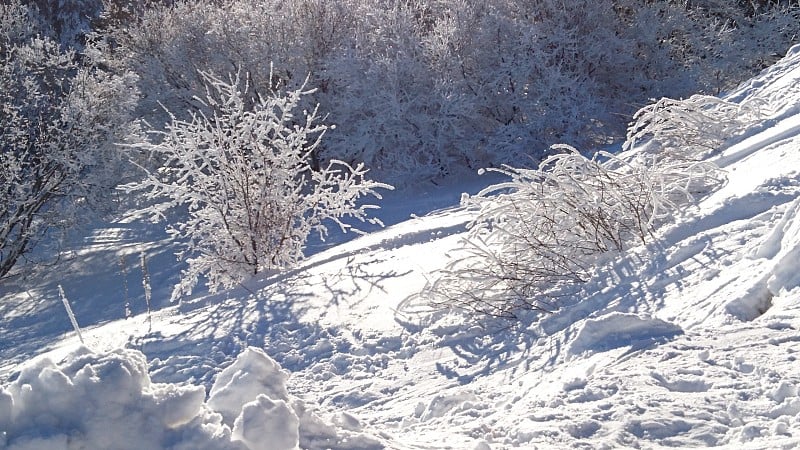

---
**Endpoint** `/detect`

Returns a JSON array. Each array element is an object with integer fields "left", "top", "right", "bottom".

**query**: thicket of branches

[
  {"left": 2, "top": 0, "right": 798, "bottom": 296},
  {"left": 423, "top": 95, "right": 761, "bottom": 319},
  {"left": 109, "top": 0, "right": 800, "bottom": 183},
  {"left": 0, "top": 1, "right": 138, "bottom": 279}
]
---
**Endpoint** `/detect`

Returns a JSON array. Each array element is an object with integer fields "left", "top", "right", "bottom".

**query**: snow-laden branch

[{"left": 0, "top": 3, "right": 138, "bottom": 279}]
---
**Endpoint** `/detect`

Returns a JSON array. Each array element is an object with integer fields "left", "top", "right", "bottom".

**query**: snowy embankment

[{"left": 2, "top": 45, "right": 800, "bottom": 449}]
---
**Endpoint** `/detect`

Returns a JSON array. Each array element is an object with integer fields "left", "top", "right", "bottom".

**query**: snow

[
  {"left": 567, "top": 313, "right": 683, "bottom": 356},
  {"left": 0, "top": 347, "right": 229, "bottom": 450},
  {"left": 3, "top": 44, "right": 800, "bottom": 449},
  {"left": 207, "top": 347, "right": 292, "bottom": 425}
]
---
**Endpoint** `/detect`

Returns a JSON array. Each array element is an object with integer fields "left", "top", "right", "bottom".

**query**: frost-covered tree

[
  {"left": 125, "top": 72, "right": 390, "bottom": 299},
  {"left": 0, "top": 1, "right": 138, "bottom": 280}
]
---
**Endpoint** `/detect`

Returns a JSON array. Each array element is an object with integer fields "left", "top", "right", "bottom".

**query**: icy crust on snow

[{"left": 0, "top": 346, "right": 377, "bottom": 450}]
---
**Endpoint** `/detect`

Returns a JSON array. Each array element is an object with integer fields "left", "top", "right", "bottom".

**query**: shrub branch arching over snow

[
  {"left": 125, "top": 71, "right": 391, "bottom": 299},
  {"left": 425, "top": 95, "right": 761, "bottom": 319},
  {"left": 623, "top": 94, "right": 765, "bottom": 160}
]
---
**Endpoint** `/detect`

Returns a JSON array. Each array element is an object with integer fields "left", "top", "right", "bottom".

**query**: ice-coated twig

[{"left": 58, "top": 284, "right": 84, "bottom": 344}]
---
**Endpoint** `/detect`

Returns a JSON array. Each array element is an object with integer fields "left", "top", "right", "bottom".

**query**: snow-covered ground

[{"left": 2, "top": 45, "right": 800, "bottom": 449}]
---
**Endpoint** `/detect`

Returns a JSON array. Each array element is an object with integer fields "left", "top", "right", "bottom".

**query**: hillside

[{"left": 2, "top": 45, "right": 800, "bottom": 449}]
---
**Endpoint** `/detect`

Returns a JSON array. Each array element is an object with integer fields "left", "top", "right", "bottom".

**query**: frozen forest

[{"left": 2, "top": 0, "right": 800, "bottom": 449}]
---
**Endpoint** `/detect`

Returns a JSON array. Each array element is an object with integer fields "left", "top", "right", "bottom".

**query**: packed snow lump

[{"left": 0, "top": 346, "right": 300, "bottom": 450}]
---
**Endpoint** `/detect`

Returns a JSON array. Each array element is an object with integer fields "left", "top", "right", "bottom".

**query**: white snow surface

[{"left": 3, "top": 44, "right": 800, "bottom": 449}]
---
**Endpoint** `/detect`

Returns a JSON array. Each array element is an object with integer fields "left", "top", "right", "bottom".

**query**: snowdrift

[
  {"left": 0, "top": 346, "right": 379, "bottom": 450},
  {"left": 0, "top": 347, "right": 283, "bottom": 450},
  {"left": 2, "top": 44, "right": 800, "bottom": 449}
]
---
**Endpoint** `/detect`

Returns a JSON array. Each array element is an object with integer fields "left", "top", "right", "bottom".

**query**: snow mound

[
  {"left": 0, "top": 346, "right": 377, "bottom": 450},
  {"left": 763, "top": 196, "right": 800, "bottom": 296},
  {"left": 208, "top": 347, "right": 292, "bottom": 426},
  {"left": 233, "top": 395, "right": 299, "bottom": 450},
  {"left": 0, "top": 346, "right": 237, "bottom": 450},
  {"left": 208, "top": 347, "right": 301, "bottom": 450},
  {"left": 568, "top": 313, "right": 683, "bottom": 355}
]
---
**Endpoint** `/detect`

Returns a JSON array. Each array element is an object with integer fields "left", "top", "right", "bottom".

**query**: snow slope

[{"left": 2, "top": 45, "right": 800, "bottom": 449}]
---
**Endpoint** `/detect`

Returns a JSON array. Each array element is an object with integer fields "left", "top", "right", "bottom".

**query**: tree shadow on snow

[
  {"left": 137, "top": 255, "right": 410, "bottom": 391},
  {"left": 395, "top": 247, "right": 691, "bottom": 386},
  {"left": 136, "top": 276, "right": 321, "bottom": 389},
  {"left": 0, "top": 223, "right": 181, "bottom": 378}
]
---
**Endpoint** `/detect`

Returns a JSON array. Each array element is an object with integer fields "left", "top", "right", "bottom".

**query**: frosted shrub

[
  {"left": 426, "top": 91, "right": 769, "bottom": 319},
  {"left": 27, "top": 0, "right": 103, "bottom": 48},
  {"left": 0, "top": 1, "right": 138, "bottom": 279},
  {"left": 126, "top": 72, "right": 390, "bottom": 299},
  {"left": 427, "top": 142, "right": 721, "bottom": 319},
  {"left": 110, "top": 0, "right": 800, "bottom": 185},
  {"left": 112, "top": 0, "right": 355, "bottom": 122},
  {"left": 624, "top": 95, "right": 764, "bottom": 161}
]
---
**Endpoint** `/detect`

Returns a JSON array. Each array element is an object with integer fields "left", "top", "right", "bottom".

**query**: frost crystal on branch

[{"left": 125, "top": 71, "right": 391, "bottom": 299}]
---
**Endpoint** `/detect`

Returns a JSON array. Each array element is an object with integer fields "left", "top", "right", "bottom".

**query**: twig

[{"left": 58, "top": 285, "right": 84, "bottom": 344}]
